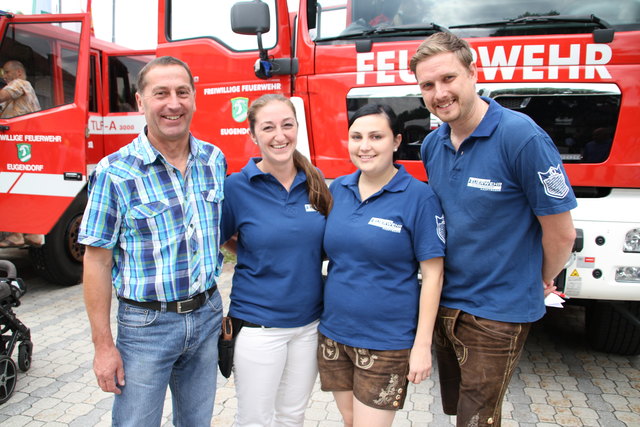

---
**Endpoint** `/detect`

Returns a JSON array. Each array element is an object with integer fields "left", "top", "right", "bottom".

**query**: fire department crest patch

[
  {"left": 17, "top": 143, "right": 31, "bottom": 162},
  {"left": 231, "top": 97, "right": 249, "bottom": 123},
  {"left": 538, "top": 164, "right": 569, "bottom": 199},
  {"left": 436, "top": 215, "right": 446, "bottom": 244}
]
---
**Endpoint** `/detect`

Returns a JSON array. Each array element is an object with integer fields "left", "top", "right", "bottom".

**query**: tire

[
  {"left": 586, "top": 301, "right": 640, "bottom": 356},
  {"left": 0, "top": 355, "right": 17, "bottom": 405},
  {"left": 29, "top": 190, "right": 87, "bottom": 286},
  {"left": 18, "top": 341, "right": 33, "bottom": 372}
]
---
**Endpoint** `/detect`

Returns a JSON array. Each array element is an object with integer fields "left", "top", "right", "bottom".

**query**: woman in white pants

[{"left": 221, "top": 94, "right": 332, "bottom": 426}]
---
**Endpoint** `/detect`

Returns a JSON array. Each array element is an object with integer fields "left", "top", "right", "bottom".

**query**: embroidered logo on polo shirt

[
  {"left": 368, "top": 217, "right": 402, "bottom": 233},
  {"left": 436, "top": 215, "right": 446, "bottom": 244},
  {"left": 538, "top": 164, "right": 569, "bottom": 199},
  {"left": 467, "top": 177, "right": 502, "bottom": 192}
]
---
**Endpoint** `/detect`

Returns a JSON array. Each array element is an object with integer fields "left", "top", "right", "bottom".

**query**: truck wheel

[
  {"left": 586, "top": 301, "right": 640, "bottom": 356},
  {"left": 29, "top": 190, "right": 87, "bottom": 286}
]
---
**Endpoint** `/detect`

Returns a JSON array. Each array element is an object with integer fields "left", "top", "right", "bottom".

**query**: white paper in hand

[{"left": 544, "top": 292, "right": 565, "bottom": 308}]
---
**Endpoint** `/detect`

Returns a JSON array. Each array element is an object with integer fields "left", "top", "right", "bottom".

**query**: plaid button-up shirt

[{"left": 79, "top": 131, "right": 226, "bottom": 302}]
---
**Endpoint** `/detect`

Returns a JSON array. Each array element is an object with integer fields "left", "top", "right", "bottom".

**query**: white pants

[{"left": 233, "top": 320, "right": 319, "bottom": 427}]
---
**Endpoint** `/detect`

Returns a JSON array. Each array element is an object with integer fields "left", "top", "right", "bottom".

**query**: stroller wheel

[
  {"left": 0, "top": 355, "right": 17, "bottom": 404},
  {"left": 18, "top": 341, "right": 33, "bottom": 372}
]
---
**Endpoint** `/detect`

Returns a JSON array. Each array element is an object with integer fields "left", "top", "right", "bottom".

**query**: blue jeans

[
  {"left": 434, "top": 306, "right": 531, "bottom": 427},
  {"left": 112, "top": 290, "right": 223, "bottom": 427}
]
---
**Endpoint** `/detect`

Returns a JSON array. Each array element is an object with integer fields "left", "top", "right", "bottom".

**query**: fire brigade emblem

[
  {"left": 435, "top": 215, "right": 446, "bottom": 244},
  {"left": 231, "top": 97, "right": 249, "bottom": 123},
  {"left": 538, "top": 164, "right": 569, "bottom": 199},
  {"left": 16, "top": 143, "right": 31, "bottom": 162}
]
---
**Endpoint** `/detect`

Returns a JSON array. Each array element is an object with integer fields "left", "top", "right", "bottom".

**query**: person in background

[
  {"left": 221, "top": 93, "right": 332, "bottom": 427},
  {"left": 79, "top": 56, "right": 226, "bottom": 427},
  {"left": 0, "top": 60, "right": 40, "bottom": 118},
  {"left": 0, "top": 60, "right": 43, "bottom": 248},
  {"left": 318, "top": 103, "right": 445, "bottom": 427},
  {"left": 410, "top": 32, "right": 577, "bottom": 426}
]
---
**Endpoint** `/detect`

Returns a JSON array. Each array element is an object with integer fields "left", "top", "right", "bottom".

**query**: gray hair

[{"left": 136, "top": 56, "right": 195, "bottom": 94}]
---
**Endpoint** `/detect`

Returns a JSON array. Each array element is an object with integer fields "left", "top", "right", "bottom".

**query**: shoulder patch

[
  {"left": 537, "top": 164, "right": 569, "bottom": 199},
  {"left": 436, "top": 215, "right": 446, "bottom": 244}
]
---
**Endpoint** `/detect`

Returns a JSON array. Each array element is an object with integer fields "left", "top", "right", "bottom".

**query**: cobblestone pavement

[{"left": 0, "top": 248, "right": 639, "bottom": 426}]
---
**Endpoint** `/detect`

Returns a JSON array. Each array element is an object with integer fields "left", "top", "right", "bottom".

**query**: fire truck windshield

[
  {"left": 315, "top": 0, "right": 640, "bottom": 40},
  {"left": 169, "top": 0, "right": 278, "bottom": 51}
]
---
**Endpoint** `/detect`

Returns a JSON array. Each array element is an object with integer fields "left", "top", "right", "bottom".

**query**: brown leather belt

[{"left": 119, "top": 285, "right": 217, "bottom": 314}]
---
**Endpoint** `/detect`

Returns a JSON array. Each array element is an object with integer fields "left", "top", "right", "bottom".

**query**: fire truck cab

[
  {"left": 157, "top": 0, "right": 640, "bottom": 355},
  {"left": 0, "top": 12, "right": 153, "bottom": 286}
]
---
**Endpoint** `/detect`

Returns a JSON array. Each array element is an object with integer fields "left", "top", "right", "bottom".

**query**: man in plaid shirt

[{"left": 79, "top": 56, "right": 226, "bottom": 427}]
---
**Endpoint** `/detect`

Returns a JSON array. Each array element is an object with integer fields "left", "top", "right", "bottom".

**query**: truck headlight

[
  {"left": 615, "top": 267, "right": 640, "bottom": 283},
  {"left": 623, "top": 228, "right": 640, "bottom": 253}
]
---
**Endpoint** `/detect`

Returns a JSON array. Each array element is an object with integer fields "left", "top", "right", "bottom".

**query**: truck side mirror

[
  {"left": 230, "top": 0, "right": 298, "bottom": 80},
  {"left": 231, "top": 1, "right": 270, "bottom": 35}
]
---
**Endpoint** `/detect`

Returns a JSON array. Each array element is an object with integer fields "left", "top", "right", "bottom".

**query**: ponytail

[
  {"left": 293, "top": 151, "right": 333, "bottom": 217},
  {"left": 248, "top": 94, "right": 333, "bottom": 216}
]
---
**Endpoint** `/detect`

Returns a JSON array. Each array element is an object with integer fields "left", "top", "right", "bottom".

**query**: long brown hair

[{"left": 247, "top": 94, "right": 333, "bottom": 216}]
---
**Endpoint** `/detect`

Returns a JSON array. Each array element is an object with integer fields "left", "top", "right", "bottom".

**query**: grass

[{"left": 221, "top": 246, "right": 237, "bottom": 264}]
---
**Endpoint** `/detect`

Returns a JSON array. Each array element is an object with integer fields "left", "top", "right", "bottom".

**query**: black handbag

[{"left": 218, "top": 316, "right": 242, "bottom": 378}]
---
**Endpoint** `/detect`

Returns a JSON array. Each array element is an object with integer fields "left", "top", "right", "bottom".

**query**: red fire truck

[
  {"left": 1, "top": 1, "right": 639, "bottom": 355},
  {"left": 0, "top": 12, "right": 153, "bottom": 286},
  {"left": 153, "top": 0, "right": 640, "bottom": 355}
]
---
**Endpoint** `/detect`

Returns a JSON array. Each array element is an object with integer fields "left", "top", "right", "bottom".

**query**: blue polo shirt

[
  {"left": 319, "top": 165, "right": 445, "bottom": 350},
  {"left": 421, "top": 97, "right": 577, "bottom": 323},
  {"left": 221, "top": 158, "right": 326, "bottom": 327}
]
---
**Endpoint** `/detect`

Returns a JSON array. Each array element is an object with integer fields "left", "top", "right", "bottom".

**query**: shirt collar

[
  {"left": 434, "top": 96, "right": 501, "bottom": 150},
  {"left": 242, "top": 157, "right": 307, "bottom": 186},
  {"left": 471, "top": 96, "right": 502, "bottom": 138},
  {"left": 341, "top": 164, "right": 411, "bottom": 194},
  {"left": 242, "top": 158, "right": 265, "bottom": 179},
  {"left": 134, "top": 127, "right": 202, "bottom": 165}
]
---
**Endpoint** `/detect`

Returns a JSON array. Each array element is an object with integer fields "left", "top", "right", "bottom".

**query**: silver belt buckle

[{"left": 176, "top": 298, "right": 195, "bottom": 314}]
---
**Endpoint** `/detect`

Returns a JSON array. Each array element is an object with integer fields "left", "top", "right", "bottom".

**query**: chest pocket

[
  {"left": 197, "top": 188, "right": 223, "bottom": 239},
  {"left": 202, "top": 188, "right": 223, "bottom": 203},
  {"left": 128, "top": 199, "right": 181, "bottom": 241}
]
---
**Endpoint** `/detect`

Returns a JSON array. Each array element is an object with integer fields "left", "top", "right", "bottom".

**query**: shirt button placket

[{"left": 184, "top": 189, "right": 201, "bottom": 290}]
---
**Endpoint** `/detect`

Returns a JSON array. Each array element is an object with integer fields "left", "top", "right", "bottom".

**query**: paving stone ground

[{"left": 0, "top": 248, "right": 639, "bottom": 426}]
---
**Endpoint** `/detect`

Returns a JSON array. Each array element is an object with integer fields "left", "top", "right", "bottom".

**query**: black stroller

[{"left": 0, "top": 260, "right": 32, "bottom": 404}]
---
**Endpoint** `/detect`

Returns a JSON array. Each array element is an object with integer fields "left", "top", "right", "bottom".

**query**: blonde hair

[{"left": 410, "top": 32, "right": 474, "bottom": 74}]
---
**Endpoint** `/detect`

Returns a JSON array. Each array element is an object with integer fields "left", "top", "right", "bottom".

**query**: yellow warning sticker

[{"left": 570, "top": 269, "right": 580, "bottom": 277}]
